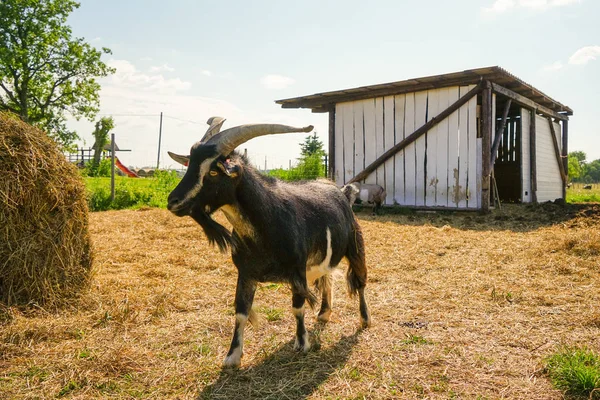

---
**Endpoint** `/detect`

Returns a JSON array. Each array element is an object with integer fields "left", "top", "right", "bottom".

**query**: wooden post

[
  {"left": 547, "top": 117, "right": 567, "bottom": 185},
  {"left": 328, "top": 108, "right": 335, "bottom": 179},
  {"left": 110, "top": 133, "right": 115, "bottom": 202},
  {"left": 156, "top": 111, "right": 163, "bottom": 169},
  {"left": 530, "top": 110, "right": 537, "bottom": 203},
  {"left": 481, "top": 81, "right": 492, "bottom": 213},
  {"left": 562, "top": 119, "right": 569, "bottom": 200}
]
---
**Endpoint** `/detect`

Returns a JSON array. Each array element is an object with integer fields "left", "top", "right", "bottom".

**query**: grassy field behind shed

[{"left": 1, "top": 204, "right": 599, "bottom": 399}]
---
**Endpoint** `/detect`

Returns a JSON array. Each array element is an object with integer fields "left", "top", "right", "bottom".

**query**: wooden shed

[{"left": 277, "top": 66, "right": 573, "bottom": 211}]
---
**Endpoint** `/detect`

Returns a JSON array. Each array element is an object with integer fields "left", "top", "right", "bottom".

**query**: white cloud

[
  {"left": 149, "top": 64, "right": 175, "bottom": 73},
  {"left": 201, "top": 70, "right": 212, "bottom": 76},
  {"left": 107, "top": 59, "right": 190, "bottom": 94},
  {"left": 260, "top": 74, "right": 295, "bottom": 90},
  {"left": 568, "top": 45, "right": 600, "bottom": 65},
  {"left": 483, "top": 0, "right": 580, "bottom": 14},
  {"left": 542, "top": 61, "right": 564, "bottom": 71}
]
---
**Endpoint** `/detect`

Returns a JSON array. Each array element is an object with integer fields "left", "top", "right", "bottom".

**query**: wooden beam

[
  {"left": 490, "top": 82, "right": 568, "bottom": 121},
  {"left": 281, "top": 77, "right": 483, "bottom": 111},
  {"left": 490, "top": 99, "right": 512, "bottom": 170},
  {"left": 347, "top": 82, "right": 482, "bottom": 184},
  {"left": 328, "top": 109, "right": 335, "bottom": 179},
  {"left": 481, "top": 81, "right": 492, "bottom": 213},
  {"left": 547, "top": 117, "right": 568, "bottom": 185},
  {"left": 562, "top": 120, "right": 569, "bottom": 200},
  {"left": 530, "top": 110, "right": 537, "bottom": 203}
]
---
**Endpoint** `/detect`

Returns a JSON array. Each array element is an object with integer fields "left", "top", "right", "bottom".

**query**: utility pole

[
  {"left": 110, "top": 133, "right": 115, "bottom": 202},
  {"left": 156, "top": 111, "right": 163, "bottom": 169}
]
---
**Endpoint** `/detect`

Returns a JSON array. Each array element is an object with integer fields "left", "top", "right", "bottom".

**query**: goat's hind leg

[
  {"left": 223, "top": 276, "right": 256, "bottom": 367},
  {"left": 291, "top": 278, "right": 316, "bottom": 352},
  {"left": 316, "top": 273, "right": 333, "bottom": 323},
  {"left": 346, "top": 226, "right": 371, "bottom": 328}
]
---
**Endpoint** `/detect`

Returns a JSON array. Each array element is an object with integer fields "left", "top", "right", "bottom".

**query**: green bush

[{"left": 268, "top": 154, "right": 326, "bottom": 182}]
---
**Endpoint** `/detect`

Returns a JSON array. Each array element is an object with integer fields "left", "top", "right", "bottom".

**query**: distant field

[
  {"left": 2, "top": 204, "right": 599, "bottom": 399},
  {"left": 567, "top": 182, "right": 600, "bottom": 203}
]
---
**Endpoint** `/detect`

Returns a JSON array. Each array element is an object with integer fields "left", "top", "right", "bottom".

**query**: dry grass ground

[{"left": 1, "top": 203, "right": 599, "bottom": 399}]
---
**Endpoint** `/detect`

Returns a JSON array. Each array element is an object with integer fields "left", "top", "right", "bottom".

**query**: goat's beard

[{"left": 190, "top": 206, "right": 232, "bottom": 253}]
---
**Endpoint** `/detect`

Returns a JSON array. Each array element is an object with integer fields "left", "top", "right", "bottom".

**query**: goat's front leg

[
  {"left": 291, "top": 288, "right": 311, "bottom": 352},
  {"left": 223, "top": 276, "right": 256, "bottom": 368}
]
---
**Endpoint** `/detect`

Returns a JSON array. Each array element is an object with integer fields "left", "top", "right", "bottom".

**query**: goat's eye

[{"left": 209, "top": 170, "right": 218, "bottom": 177}]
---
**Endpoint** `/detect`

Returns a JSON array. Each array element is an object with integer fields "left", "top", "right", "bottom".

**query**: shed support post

[
  {"left": 530, "top": 110, "right": 537, "bottom": 203},
  {"left": 562, "top": 119, "right": 569, "bottom": 200},
  {"left": 328, "top": 107, "right": 335, "bottom": 180},
  {"left": 481, "top": 81, "right": 492, "bottom": 213}
]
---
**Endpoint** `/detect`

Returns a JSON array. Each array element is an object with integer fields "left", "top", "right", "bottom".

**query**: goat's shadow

[{"left": 197, "top": 324, "right": 362, "bottom": 400}]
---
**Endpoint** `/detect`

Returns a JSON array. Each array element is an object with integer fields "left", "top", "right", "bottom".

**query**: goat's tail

[{"left": 345, "top": 219, "right": 367, "bottom": 297}]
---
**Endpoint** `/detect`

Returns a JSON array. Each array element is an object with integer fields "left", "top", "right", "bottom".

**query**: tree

[
  {"left": 568, "top": 154, "right": 582, "bottom": 181},
  {"left": 0, "top": 0, "right": 114, "bottom": 148},
  {"left": 91, "top": 116, "right": 114, "bottom": 166},
  {"left": 300, "top": 132, "right": 326, "bottom": 158}
]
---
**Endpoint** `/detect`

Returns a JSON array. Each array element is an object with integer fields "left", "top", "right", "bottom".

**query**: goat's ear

[
  {"left": 216, "top": 159, "right": 240, "bottom": 178},
  {"left": 168, "top": 151, "right": 190, "bottom": 167}
]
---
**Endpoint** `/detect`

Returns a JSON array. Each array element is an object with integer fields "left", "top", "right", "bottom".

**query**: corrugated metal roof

[{"left": 276, "top": 66, "right": 573, "bottom": 115}]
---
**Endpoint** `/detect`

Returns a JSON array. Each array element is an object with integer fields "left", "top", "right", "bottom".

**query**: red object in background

[{"left": 115, "top": 157, "right": 139, "bottom": 178}]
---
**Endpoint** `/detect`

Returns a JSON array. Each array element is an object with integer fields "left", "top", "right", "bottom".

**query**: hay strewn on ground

[
  {"left": 0, "top": 112, "right": 92, "bottom": 307},
  {"left": 0, "top": 204, "right": 599, "bottom": 399}
]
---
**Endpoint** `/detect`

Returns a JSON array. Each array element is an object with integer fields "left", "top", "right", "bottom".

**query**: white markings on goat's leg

[
  {"left": 358, "top": 287, "right": 371, "bottom": 328},
  {"left": 317, "top": 273, "right": 333, "bottom": 323},
  {"left": 223, "top": 278, "right": 256, "bottom": 367},
  {"left": 223, "top": 313, "right": 247, "bottom": 367},
  {"left": 292, "top": 294, "right": 310, "bottom": 352}
]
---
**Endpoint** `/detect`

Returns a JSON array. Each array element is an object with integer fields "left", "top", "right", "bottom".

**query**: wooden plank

[
  {"left": 342, "top": 102, "right": 355, "bottom": 183},
  {"left": 362, "top": 99, "right": 376, "bottom": 184},
  {"left": 403, "top": 93, "right": 416, "bottom": 205},
  {"left": 334, "top": 104, "right": 345, "bottom": 185},
  {"left": 436, "top": 88, "right": 450, "bottom": 207},
  {"left": 375, "top": 97, "right": 385, "bottom": 189},
  {"left": 520, "top": 108, "right": 531, "bottom": 203},
  {"left": 447, "top": 87, "right": 460, "bottom": 207},
  {"left": 353, "top": 100, "right": 365, "bottom": 182},
  {"left": 415, "top": 90, "right": 428, "bottom": 206},
  {"left": 384, "top": 95, "right": 396, "bottom": 205},
  {"left": 328, "top": 109, "right": 335, "bottom": 179},
  {"left": 547, "top": 116, "right": 567, "bottom": 184},
  {"left": 426, "top": 89, "right": 439, "bottom": 207},
  {"left": 458, "top": 86, "right": 469, "bottom": 208},
  {"left": 490, "top": 82, "right": 568, "bottom": 121},
  {"left": 394, "top": 94, "right": 407, "bottom": 205},
  {"left": 490, "top": 99, "right": 512, "bottom": 169},
  {"left": 468, "top": 92, "right": 478, "bottom": 208},
  {"left": 530, "top": 109, "right": 537, "bottom": 203},
  {"left": 480, "top": 81, "right": 492, "bottom": 212},
  {"left": 348, "top": 83, "right": 482, "bottom": 186}
]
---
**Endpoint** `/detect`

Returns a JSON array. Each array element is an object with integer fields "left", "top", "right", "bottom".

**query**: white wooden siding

[
  {"left": 535, "top": 114, "right": 563, "bottom": 202},
  {"left": 334, "top": 85, "right": 479, "bottom": 209},
  {"left": 520, "top": 108, "right": 531, "bottom": 203}
]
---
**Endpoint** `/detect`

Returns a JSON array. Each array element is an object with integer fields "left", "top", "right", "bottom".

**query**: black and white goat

[{"left": 167, "top": 118, "right": 371, "bottom": 367}]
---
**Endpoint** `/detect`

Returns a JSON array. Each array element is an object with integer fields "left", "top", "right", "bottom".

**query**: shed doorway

[{"left": 492, "top": 98, "right": 523, "bottom": 203}]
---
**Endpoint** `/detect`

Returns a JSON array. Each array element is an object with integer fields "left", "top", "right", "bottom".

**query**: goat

[
  {"left": 167, "top": 118, "right": 371, "bottom": 367},
  {"left": 342, "top": 182, "right": 386, "bottom": 214},
  {"left": 584, "top": 184, "right": 593, "bottom": 190}
]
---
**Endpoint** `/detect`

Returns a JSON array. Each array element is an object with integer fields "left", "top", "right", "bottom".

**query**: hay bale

[{"left": 0, "top": 112, "right": 93, "bottom": 307}]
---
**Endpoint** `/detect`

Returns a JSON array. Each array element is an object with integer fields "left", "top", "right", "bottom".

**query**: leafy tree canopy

[
  {"left": 0, "top": 0, "right": 114, "bottom": 148},
  {"left": 300, "top": 132, "right": 325, "bottom": 158}
]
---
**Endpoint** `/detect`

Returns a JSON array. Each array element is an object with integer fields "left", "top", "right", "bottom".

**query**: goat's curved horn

[
  {"left": 206, "top": 124, "right": 314, "bottom": 156},
  {"left": 199, "top": 117, "right": 226, "bottom": 143}
]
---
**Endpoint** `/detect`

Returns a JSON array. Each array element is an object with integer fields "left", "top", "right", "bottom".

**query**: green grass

[
  {"left": 544, "top": 347, "right": 600, "bottom": 398},
  {"left": 567, "top": 184, "right": 600, "bottom": 203},
  {"left": 84, "top": 170, "right": 180, "bottom": 211}
]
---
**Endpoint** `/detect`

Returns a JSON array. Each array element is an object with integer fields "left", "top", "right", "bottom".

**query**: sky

[{"left": 66, "top": 0, "right": 600, "bottom": 170}]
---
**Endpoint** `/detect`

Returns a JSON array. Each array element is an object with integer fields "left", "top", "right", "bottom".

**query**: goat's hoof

[
  {"left": 293, "top": 337, "right": 311, "bottom": 353},
  {"left": 360, "top": 317, "right": 371, "bottom": 329},
  {"left": 223, "top": 349, "right": 242, "bottom": 368},
  {"left": 317, "top": 310, "right": 331, "bottom": 323}
]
